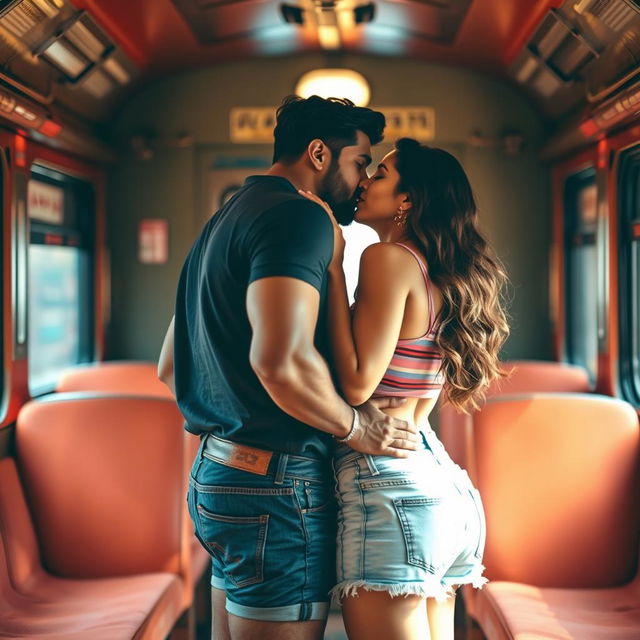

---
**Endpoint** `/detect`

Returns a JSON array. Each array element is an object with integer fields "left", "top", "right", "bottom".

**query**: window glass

[
  {"left": 28, "top": 246, "right": 86, "bottom": 391},
  {"left": 27, "top": 167, "right": 94, "bottom": 395},
  {"left": 564, "top": 169, "right": 597, "bottom": 382}
]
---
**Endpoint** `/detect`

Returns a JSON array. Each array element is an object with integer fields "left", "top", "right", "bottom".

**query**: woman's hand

[{"left": 298, "top": 190, "right": 345, "bottom": 268}]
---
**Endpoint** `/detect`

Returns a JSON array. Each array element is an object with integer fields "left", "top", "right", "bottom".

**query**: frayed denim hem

[
  {"left": 330, "top": 578, "right": 455, "bottom": 604},
  {"left": 331, "top": 567, "right": 489, "bottom": 606},
  {"left": 441, "top": 564, "right": 489, "bottom": 591}
]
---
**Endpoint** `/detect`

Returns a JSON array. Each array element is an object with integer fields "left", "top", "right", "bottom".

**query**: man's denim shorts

[
  {"left": 187, "top": 434, "right": 336, "bottom": 622},
  {"left": 332, "top": 428, "right": 488, "bottom": 603}
]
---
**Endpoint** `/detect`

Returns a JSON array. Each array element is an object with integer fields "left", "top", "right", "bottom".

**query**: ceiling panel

[{"left": 68, "top": 0, "right": 563, "bottom": 78}]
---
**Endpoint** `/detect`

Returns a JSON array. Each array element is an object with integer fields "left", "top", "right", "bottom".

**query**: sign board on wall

[
  {"left": 230, "top": 108, "right": 277, "bottom": 143},
  {"left": 230, "top": 107, "right": 435, "bottom": 143},
  {"left": 28, "top": 180, "right": 64, "bottom": 224},
  {"left": 377, "top": 107, "right": 435, "bottom": 142},
  {"left": 138, "top": 219, "right": 169, "bottom": 264}
]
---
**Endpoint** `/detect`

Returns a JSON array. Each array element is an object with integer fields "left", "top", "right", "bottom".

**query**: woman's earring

[{"left": 393, "top": 207, "right": 407, "bottom": 228}]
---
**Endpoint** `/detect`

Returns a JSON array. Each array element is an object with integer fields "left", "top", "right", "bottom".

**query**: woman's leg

[
  {"left": 425, "top": 589, "right": 457, "bottom": 640},
  {"left": 342, "top": 590, "right": 430, "bottom": 640}
]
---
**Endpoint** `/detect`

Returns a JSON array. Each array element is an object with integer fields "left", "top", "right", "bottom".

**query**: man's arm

[
  {"left": 158, "top": 315, "right": 175, "bottom": 397},
  {"left": 247, "top": 277, "right": 418, "bottom": 456}
]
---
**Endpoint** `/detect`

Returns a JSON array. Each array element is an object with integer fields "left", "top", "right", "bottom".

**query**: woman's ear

[
  {"left": 307, "top": 139, "right": 329, "bottom": 171},
  {"left": 399, "top": 194, "right": 412, "bottom": 212}
]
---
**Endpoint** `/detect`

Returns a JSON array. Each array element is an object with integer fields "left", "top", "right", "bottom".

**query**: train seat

[
  {"left": 56, "top": 360, "right": 173, "bottom": 398},
  {"left": 55, "top": 362, "right": 209, "bottom": 593},
  {"left": 475, "top": 578, "right": 640, "bottom": 640},
  {"left": 15, "top": 392, "right": 197, "bottom": 610},
  {"left": 438, "top": 361, "right": 592, "bottom": 625},
  {"left": 0, "top": 457, "right": 183, "bottom": 639},
  {"left": 438, "top": 360, "right": 591, "bottom": 483},
  {"left": 470, "top": 393, "right": 640, "bottom": 639}
]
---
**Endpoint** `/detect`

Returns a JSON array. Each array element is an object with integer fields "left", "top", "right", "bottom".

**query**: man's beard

[{"left": 319, "top": 159, "right": 359, "bottom": 226}]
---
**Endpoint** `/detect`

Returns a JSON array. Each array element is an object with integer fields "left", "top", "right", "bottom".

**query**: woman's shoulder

[
  {"left": 361, "top": 241, "right": 421, "bottom": 262},
  {"left": 360, "top": 241, "right": 429, "bottom": 272}
]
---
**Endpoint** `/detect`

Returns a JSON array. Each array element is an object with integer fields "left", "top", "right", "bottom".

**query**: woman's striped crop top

[{"left": 371, "top": 243, "right": 445, "bottom": 399}]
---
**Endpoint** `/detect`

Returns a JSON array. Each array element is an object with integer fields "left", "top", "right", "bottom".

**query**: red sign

[
  {"left": 138, "top": 219, "right": 169, "bottom": 264},
  {"left": 28, "top": 180, "right": 64, "bottom": 224}
]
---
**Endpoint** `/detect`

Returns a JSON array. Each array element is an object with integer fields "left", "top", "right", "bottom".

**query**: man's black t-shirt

[{"left": 174, "top": 175, "right": 335, "bottom": 458}]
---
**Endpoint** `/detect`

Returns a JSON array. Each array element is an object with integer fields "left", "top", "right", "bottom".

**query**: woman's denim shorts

[{"left": 332, "top": 428, "right": 487, "bottom": 603}]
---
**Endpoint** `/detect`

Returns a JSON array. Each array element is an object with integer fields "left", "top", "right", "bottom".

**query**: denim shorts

[
  {"left": 332, "top": 428, "right": 487, "bottom": 603},
  {"left": 188, "top": 434, "right": 336, "bottom": 622}
]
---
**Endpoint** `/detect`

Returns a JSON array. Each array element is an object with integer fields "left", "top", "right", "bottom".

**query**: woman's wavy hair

[{"left": 394, "top": 138, "right": 510, "bottom": 412}]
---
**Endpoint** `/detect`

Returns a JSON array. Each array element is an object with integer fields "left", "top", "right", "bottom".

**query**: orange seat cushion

[
  {"left": 0, "top": 458, "right": 183, "bottom": 639},
  {"left": 56, "top": 361, "right": 173, "bottom": 398},
  {"left": 475, "top": 394, "right": 639, "bottom": 587},
  {"left": 16, "top": 394, "right": 186, "bottom": 578},
  {"left": 475, "top": 580, "right": 640, "bottom": 640}
]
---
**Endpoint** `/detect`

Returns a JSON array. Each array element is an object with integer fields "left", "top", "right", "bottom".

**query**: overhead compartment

[
  {"left": 509, "top": 0, "right": 640, "bottom": 120},
  {"left": 0, "top": 0, "right": 137, "bottom": 135}
]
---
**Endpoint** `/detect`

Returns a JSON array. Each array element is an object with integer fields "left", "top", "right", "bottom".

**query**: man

[{"left": 158, "top": 95, "right": 419, "bottom": 640}]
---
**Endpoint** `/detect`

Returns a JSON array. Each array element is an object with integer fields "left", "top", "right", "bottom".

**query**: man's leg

[
  {"left": 227, "top": 614, "right": 326, "bottom": 640},
  {"left": 190, "top": 441, "right": 334, "bottom": 637},
  {"left": 211, "top": 587, "right": 231, "bottom": 640}
]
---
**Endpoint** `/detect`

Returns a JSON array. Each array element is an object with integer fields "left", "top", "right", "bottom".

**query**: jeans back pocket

[
  {"left": 393, "top": 497, "right": 457, "bottom": 573},
  {"left": 196, "top": 503, "right": 269, "bottom": 587}
]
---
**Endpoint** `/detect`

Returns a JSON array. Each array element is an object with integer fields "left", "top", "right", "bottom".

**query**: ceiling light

[
  {"left": 0, "top": 87, "right": 51, "bottom": 131},
  {"left": 103, "top": 57, "right": 130, "bottom": 84},
  {"left": 65, "top": 19, "right": 107, "bottom": 61},
  {"left": 296, "top": 69, "right": 371, "bottom": 106},
  {"left": 317, "top": 24, "right": 340, "bottom": 49},
  {"left": 532, "top": 67, "right": 563, "bottom": 97},
  {"left": 515, "top": 54, "right": 538, "bottom": 83},
  {"left": 81, "top": 68, "right": 114, "bottom": 98},
  {"left": 317, "top": 8, "right": 341, "bottom": 50},
  {"left": 40, "top": 38, "right": 90, "bottom": 80}
]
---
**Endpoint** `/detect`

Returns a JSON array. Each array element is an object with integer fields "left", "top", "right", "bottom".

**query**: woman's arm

[
  {"left": 158, "top": 315, "right": 176, "bottom": 397},
  {"left": 296, "top": 190, "right": 412, "bottom": 405},
  {"left": 328, "top": 243, "right": 411, "bottom": 405}
]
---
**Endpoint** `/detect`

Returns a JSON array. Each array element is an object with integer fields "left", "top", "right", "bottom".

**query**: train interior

[{"left": 0, "top": 0, "right": 639, "bottom": 638}]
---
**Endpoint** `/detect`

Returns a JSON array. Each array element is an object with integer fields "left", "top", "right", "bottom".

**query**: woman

[{"left": 300, "top": 138, "right": 509, "bottom": 640}]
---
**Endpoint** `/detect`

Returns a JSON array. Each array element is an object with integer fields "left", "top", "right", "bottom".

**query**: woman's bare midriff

[{"left": 376, "top": 395, "right": 439, "bottom": 431}]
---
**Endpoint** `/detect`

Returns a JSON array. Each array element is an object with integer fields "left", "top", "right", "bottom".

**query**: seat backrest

[
  {"left": 487, "top": 360, "right": 591, "bottom": 396},
  {"left": 16, "top": 392, "right": 187, "bottom": 578},
  {"left": 0, "top": 457, "right": 43, "bottom": 591},
  {"left": 56, "top": 361, "right": 173, "bottom": 398},
  {"left": 473, "top": 392, "right": 639, "bottom": 587},
  {"left": 438, "top": 361, "right": 591, "bottom": 473}
]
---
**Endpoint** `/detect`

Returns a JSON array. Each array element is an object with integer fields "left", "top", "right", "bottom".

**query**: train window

[
  {"left": 563, "top": 168, "right": 597, "bottom": 382},
  {"left": 27, "top": 166, "right": 95, "bottom": 395},
  {"left": 618, "top": 146, "right": 640, "bottom": 405}
]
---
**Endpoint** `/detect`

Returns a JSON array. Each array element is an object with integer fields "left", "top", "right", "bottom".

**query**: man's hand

[
  {"left": 347, "top": 397, "right": 420, "bottom": 457},
  {"left": 298, "top": 190, "right": 345, "bottom": 268}
]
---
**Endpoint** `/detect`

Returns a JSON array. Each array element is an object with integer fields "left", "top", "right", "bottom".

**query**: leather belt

[{"left": 202, "top": 434, "right": 273, "bottom": 476}]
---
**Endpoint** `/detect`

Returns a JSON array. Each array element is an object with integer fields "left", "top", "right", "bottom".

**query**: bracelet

[{"left": 335, "top": 407, "right": 361, "bottom": 443}]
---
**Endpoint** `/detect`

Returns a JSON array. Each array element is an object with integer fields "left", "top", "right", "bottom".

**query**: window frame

[
  {"left": 617, "top": 144, "right": 640, "bottom": 406},
  {"left": 26, "top": 164, "right": 96, "bottom": 396},
  {"left": 562, "top": 166, "right": 598, "bottom": 382}
]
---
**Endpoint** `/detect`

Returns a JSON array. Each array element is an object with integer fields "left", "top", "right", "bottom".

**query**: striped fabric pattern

[
  {"left": 371, "top": 243, "right": 445, "bottom": 399},
  {"left": 372, "top": 332, "right": 445, "bottom": 398}
]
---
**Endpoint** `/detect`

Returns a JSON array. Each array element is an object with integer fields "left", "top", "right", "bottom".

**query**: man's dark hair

[{"left": 272, "top": 95, "right": 385, "bottom": 164}]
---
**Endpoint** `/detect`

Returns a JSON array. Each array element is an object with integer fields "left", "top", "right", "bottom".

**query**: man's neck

[{"left": 267, "top": 162, "right": 317, "bottom": 194}]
